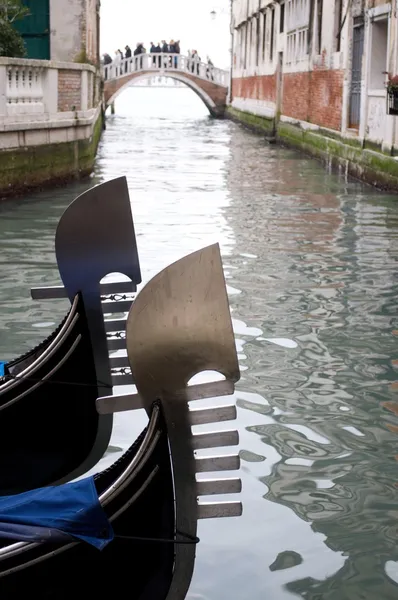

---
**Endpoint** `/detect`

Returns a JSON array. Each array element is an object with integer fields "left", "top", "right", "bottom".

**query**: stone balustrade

[
  {"left": 0, "top": 58, "right": 103, "bottom": 198},
  {"left": 103, "top": 53, "right": 229, "bottom": 88},
  {"left": 0, "top": 58, "right": 101, "bottom": 125}
]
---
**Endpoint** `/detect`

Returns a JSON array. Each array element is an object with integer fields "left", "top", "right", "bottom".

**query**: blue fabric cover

[
  {"left": 0, "top": 362, "right": 5, "bottom": 377},
  {"left": 0, "top": 477, "right": 113, "bottom": 550}
]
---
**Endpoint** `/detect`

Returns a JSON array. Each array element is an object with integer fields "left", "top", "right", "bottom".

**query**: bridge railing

[{"left": 102, "top": 53, "right": 229, "bottom": 87}]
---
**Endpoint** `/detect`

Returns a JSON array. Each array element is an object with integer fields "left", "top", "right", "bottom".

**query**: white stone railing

[
  {"left": 6, "top": 64, "right": 45, "bottom": 115},
  {"left": 102, "top": 53, "right": 229, "bottom": 87},
  {"left": 0, "top": 58, "right": 99, "bottom": 123}
]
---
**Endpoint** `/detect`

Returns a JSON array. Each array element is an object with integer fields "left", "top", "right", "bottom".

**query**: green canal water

[{"left": 0, "top": 88, "right": 398, "bottom": 599}]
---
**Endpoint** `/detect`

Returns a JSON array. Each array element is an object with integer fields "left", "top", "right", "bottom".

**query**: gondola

[
  {"left": 0, "top": 177, "right": 141, "bottom": 494},
  {"left": 0, "top": 242, "right": 242, "bottom": 599}
]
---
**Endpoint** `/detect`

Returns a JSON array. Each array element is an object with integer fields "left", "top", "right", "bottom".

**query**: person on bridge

[
  {"left": 160, "top": 40, "right": 168, "bottom": 68},
  {"left": 153, "top": 43, "right": 161, "bottom": 67},
  {"left": 206, "top": 56, "right": 214, "bottom": 80},
  {"left": 169, "top": 40, "right": 179, "bottom": 68},
  {"left": 134, "top": 43, "right": 145, "bottom": 69},
  {"left": 174, "top": 40, "right": 180, "bottom": 68},
  {"left": 190, "top": 50, "right": 200, "bottom": 75},
  {"left": 150, "top": 43, "right": 160, "bottom": 68},
  {"left": 114, "top": 49, "right": 123, "bottom": 77},
  {"left": 124, "top": 45, "right": 132, "bottom": 73}
]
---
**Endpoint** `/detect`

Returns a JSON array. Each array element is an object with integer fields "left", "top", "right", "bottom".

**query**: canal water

[{"left": 1, "top": 87, "right": 398, "bottom": 599}]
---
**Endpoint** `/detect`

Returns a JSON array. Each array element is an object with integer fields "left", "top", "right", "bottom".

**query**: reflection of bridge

[
  {"left": 103, "top": 53, "right": 229, "bottom": 118},
  {"left": 129, "top": 77, "right": 186, "bottom": 88}
]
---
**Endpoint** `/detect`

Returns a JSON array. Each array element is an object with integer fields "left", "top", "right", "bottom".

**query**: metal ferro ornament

[{"left": 126, "top": 243, "right": 241, "bottom": 600}]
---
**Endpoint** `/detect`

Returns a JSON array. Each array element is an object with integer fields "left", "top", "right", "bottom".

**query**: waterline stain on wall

[{"left": 0, "top": 111, "right": 103, "bottom": 200}]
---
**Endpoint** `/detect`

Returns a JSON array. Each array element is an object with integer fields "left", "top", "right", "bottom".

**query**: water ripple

[{"left": 0, "top": 88, "right": 398, "bottom": 599}]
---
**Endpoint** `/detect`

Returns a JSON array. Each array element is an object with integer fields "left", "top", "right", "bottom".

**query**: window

[
  {"left": 280, "top": 3, "right": 285, "bottom": 33},
  {"left": 369, "top": 17, "right": 388, "bottom": 90},
  {"left": 238, "top": 27, "right": 244, "bottom": 67},
  {"left": 249, "top": 19, "right": 253, "bottom": 65},
  {"left": 286, "top": 0, "right": 310, "bottom": 63},
  {"left": 270, "top": 7, "right": 275, "bottom": 61},
  {"left": 244, "top": 22, "right": 248, "bottom": 68},
  {"left": 262, "top": 11, "right": 267, "bottom": 61},
  {"left": 334, "top": 0, "right": 343, "bottom": 52},
  {"left": 256, "top": 15, "right": 260, "bottom": 66},
  {"left": 317, "top": 0, "right": 323, "bottom": 54}
]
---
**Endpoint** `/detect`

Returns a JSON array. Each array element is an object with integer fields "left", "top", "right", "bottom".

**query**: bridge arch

[{"left": 105, "top": 72, "right": 220, "bottom": 117}]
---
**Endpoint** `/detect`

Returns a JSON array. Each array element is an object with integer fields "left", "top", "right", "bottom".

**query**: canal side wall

[
  {"left": 0, "top": 58, "right": 103, "bottom": 199},
  {"left": 227, "top": 106, "right": 398, "bottom": 191},
  {"left": 230, "top": 0, "right": 398, "bottom": 192}
]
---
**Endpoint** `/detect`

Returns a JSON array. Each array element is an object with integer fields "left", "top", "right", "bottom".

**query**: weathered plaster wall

[
  {"left": 50, "top": 0, "right": 84, "bottom": 63},
  {"left": 85, "top": 0, "right": 100, "bottom": 63},
  {"left": 49, "top": 0, "right": 100, "bottom": 64}
]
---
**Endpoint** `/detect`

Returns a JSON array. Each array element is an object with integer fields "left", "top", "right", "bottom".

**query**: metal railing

[{"left": 102, "top": 53, "right": 229, "bottom": 87}]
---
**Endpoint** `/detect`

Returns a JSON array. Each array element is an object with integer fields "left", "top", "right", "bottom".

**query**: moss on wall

[
  {"left": 0, "top": 111, "right": 103, "bottom": 199},
  {"left": 228, "top": 107, "right": 398, "bottom": 192},
  {"left": 226, "top": 107, "right": 275, "bottom": 136}
]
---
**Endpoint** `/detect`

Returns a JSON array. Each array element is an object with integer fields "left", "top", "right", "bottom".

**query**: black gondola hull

[
  {"left": 0, "top": 295, "right": 112, "bottom": 495},
  {"left": 0, "top": 409, "right": 176, "bottom": 599}
]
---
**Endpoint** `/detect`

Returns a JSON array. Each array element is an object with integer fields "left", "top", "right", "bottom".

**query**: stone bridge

[{"left": 103, "top": 54, "right": 229, "bottom": 118}]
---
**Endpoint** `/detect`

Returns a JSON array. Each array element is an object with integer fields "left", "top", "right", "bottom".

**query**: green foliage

[
  {"left": 0, "top": 19, "right": 26, "bottom": 57},
  {"left": 0, "top": 1, "right": 29, "bottom": 57},
  {"left": 0, "top": 0, "right": 30, "bottom": 24}
]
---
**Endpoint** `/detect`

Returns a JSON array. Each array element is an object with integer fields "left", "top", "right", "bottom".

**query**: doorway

[
  {"left": 14, "top": 0, "right": 50, "bottom": 60},
  {"left": 276, "top": 51, "right": 284, "bottom": 118},
  {"left": 349, "top": 20, "right": 364, "bottom": 128}
]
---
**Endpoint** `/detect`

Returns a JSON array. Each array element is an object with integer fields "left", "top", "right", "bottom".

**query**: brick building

[
  {"left": 230, "top": 0, "right": 398, "bottom": 162},
  {"left": 16, "top": 0, "right": 100, "bottom": 65}
]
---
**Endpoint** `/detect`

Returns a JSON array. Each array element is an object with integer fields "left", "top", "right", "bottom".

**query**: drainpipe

[
  {"left": 228, "top": 0, "right": 234, "bottom": 104},
  {"left": 392, "top": 0, "right": 398, "bottom": 152}
]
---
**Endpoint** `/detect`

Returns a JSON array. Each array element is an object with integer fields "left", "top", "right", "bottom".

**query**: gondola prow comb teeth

[
  {"left": 30, "top": 176, "right": 141, "bottom": 393},
  {"left": 98, "top": 243, "right": 242, "bottom": 600}
]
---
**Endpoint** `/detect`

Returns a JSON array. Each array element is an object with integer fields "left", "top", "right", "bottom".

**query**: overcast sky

[{"left": 100, "top": 0, "right": 231, "bottom": 68}]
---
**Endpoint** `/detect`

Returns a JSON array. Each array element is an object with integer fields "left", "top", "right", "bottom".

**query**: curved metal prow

[
  {"left": 55, "top": 176, "right": 141, "bottom": 470},
  {"left": 55, "top": 176, "right": 141, "bottom": 396},
  {"left": 125, "top": 243, "right": 241, "bottom": 600}
]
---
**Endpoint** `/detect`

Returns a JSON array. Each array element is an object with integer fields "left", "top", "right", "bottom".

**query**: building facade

[
  {"left": 15, "top": 0, "right": 100, "bottom": 65},
  {"left": 0, "top": 0, "right": 104, "bottom": 198},
  {"left": 230, "top": 0, "right": 398, "bottom": 188}
]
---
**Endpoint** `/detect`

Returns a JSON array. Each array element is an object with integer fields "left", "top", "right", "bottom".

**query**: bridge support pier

[{"left": 210, "top": 105, "right": 226, "bottom": 119}]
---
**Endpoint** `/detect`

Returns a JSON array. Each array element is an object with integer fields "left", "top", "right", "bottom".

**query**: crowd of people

[
  {"left": 102, "top": 42, "right": 214, "bottom": 78},
  {"left": 103, "top": 41, "right": 181, "bottom": 66}
]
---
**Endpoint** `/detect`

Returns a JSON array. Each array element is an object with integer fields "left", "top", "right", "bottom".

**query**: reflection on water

[{"left": 1, "top": 87, "right": 398, "bottom": 599}]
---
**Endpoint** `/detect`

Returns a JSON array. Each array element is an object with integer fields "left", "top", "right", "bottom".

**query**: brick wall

[
  {"left": 198, "top": 77, "right": 228, "bottom": 105},
  {"left": 232, "top": 74, "right": 276, "bottom": 102},
  {"left": 232, "top": 69, "right": 344, "bottom": 131},
  {"left": 282, "top": 70, "right": 344, "bottom": 131},
  {"left": 58, "top": 70, "right": 82, "bottom": 112}
]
